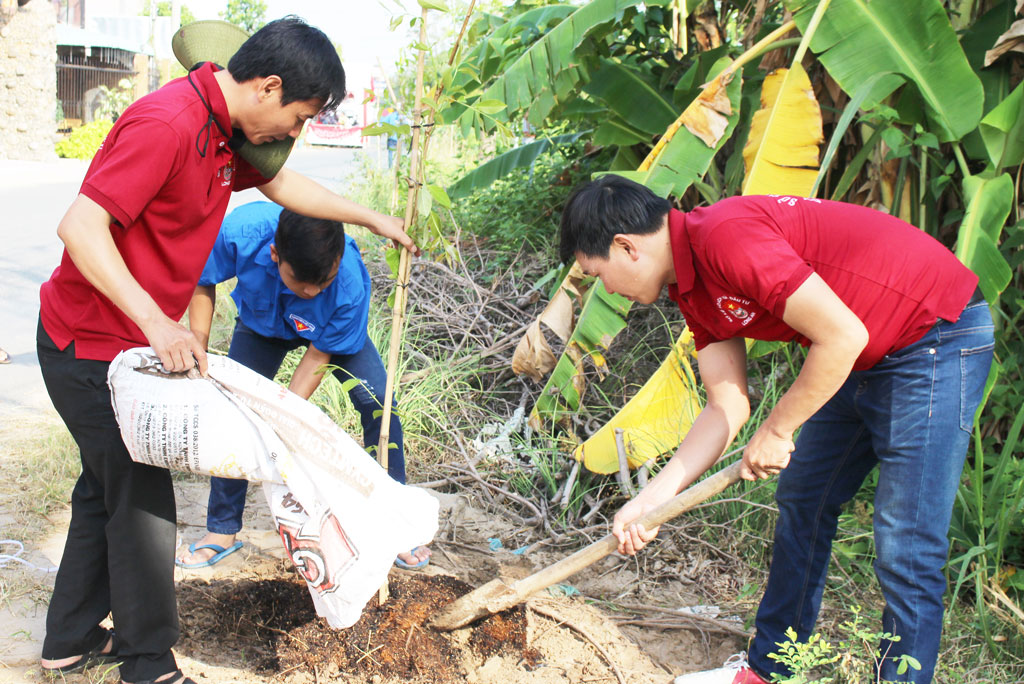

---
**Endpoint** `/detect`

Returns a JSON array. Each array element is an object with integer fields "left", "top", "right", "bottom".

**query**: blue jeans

[
  {"left": 206, "top": 320, "right": 405, "bottom": 535},
  {"left": 747, "top": 301, "right": 994, "bottom": 683}
]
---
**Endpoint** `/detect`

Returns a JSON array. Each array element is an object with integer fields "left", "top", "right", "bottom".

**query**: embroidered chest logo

[
  {"left": 767, "top": 194, "right": 821, "bottom": 206},
  {"left": 716, "top": 295, "right": 756, "bottom": 326},
  {"left": 290, "top": 314, "right": 315, "bottom": 333},
  {"left": 218, "top": 159, "right": 235, "bottom": 186}
]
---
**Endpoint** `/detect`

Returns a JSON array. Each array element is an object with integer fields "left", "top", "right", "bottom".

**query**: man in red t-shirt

[
  {"left": 36, "top": 18, "right": 415, "bottom": 684},
  {"left": 559, "top": 175, "right": 994, "bottom": 684}
]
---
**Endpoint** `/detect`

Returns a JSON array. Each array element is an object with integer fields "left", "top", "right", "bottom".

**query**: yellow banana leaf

[
  {"left": 742, "top": 64, "right": 824, "bottom": 197},
  {"left": 572, "top": 329, "right": 702, "bottom": 474}
]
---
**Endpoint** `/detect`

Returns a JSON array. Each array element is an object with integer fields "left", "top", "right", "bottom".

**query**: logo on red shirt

[
  {"left": 289, "top": 314, "right": 315, "bottom": 333},
  {"left": 716, "top": 295, "right": 756, "bottom": 326},
  {"left": 218, "top": 159, "right": 234, "bottom": 186},
  {"left": 767, "top": 194, "right": 821, "bottom": 206}
]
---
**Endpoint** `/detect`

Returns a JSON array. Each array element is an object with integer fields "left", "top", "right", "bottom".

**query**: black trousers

[{"left": 37, "top": 320, "right": 178, "bottom": 682}]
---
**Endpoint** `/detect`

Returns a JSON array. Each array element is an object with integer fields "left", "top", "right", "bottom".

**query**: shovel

[{"left": 430, "top": 459, "right": 743, "bottom": 631}]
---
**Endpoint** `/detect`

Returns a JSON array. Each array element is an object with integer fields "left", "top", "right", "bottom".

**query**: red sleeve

[
  {"left": 232, "top": 155, "right": 271, "bottom": 191},
  {"left": 79, "top": 117, "right": 181, "bottom": 229},
  {"left": 688, "top": 318, "right": 716, "bottom": 351},
  {"left": 673, "top": 298, "right": 717, "bottom": 350},
  {"left": 700, "top": 218, "right": 813, "bottom": 319}
]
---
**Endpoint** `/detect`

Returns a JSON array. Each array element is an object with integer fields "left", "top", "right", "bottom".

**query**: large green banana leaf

[
  {"left": 451, "top": 5, "right": 576, "bottom": 93},
  {"left": 447, "top": 131, "right": 590, "bottom": 200},
  {"left": 956, "top": 174, "right": 1015, "bottom": 304},
  {"left": 582, "top": 61, "right": 678, "bottom": 137},
  {"left": 467, "top": 0, "right": 663, "bottom": 128},
  {"left": 979, "top": 80, "right": 1024, "bottom": 171},
  {"left": 784, "top": 0, "right": 983, "bottom": 142},
  {"left": 672, "top": 45, "right": 728, "bottom": 110}
]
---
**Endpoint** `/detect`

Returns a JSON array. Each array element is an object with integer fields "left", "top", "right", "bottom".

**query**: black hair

[
  {"left": 228, "top": 15, "right": 346, "bottom": 111},
  {"left": 275, "top": 209, "right": 345, "bottom": 285},
  {"left": 559, "top": 174, "right": 671, "bottom": 264}
]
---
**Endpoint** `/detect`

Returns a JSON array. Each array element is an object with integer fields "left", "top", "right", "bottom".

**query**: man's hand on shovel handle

[{"left": 612, "top": 491, "right": 666, "bottom": 555}]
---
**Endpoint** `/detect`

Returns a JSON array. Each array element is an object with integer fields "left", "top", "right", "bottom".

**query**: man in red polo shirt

[
  {"left": 36, "top": 17, "right": 414, "bottom": 684},
  {"left": 559, "top": 175, "right": 993, "bottom": 684}
]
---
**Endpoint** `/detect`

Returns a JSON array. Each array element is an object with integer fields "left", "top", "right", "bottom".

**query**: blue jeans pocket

[{"left": 959, "top": 342, "right": 994, "bottom": 432}]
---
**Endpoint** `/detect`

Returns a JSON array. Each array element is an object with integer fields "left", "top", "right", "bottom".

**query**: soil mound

[{"left": 177, "top": 569, "right": 532, "bottom": 682}]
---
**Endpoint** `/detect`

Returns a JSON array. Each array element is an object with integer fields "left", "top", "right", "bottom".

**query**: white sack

[{"left": 108, "top": 348, "right": 439, "bottom": 628}]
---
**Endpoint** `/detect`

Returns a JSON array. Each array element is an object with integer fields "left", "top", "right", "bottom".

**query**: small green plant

[
  {"left": 769, "top": 627, "right": 840, "bottom": 683},
  {"left": 55, "top": 119, "right": 113, "bottom": 159},
  {"left": 768, "top": 607, "right": 922, "bottom": 683}
]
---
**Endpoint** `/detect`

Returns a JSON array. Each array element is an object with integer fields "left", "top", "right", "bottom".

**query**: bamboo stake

[
  {"left": 375, "top": 1, "right": 478, "bottom": 605},
  {"left": 377, "top": 0, "right": 477, "bottom": 469},
  {"left": 376, "top": 7, "right": 429, "bottom": 606},
  {"left": 378, "top": 8, "right": 427, "bottom": 474},
  {"left": 430, "top": 460, "right": 744, "bottom": 631}
]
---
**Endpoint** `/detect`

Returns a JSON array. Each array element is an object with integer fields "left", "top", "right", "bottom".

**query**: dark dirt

[{"left": 176, "top": 563, "right": 531, "bottom": 682}]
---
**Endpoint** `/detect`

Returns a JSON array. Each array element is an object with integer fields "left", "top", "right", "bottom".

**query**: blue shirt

[{"left": 199, "top": 201, "right": 371, "bottom": 356}]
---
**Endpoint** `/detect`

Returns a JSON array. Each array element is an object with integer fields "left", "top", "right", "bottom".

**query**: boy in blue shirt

[{"left": 176, "top": 201, "right": 430, "bottom": 570}]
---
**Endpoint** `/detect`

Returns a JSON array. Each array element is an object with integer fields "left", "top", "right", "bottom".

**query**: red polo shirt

[
  {"left": 666, "top": 195, "right": 978, "bottom": 370},
  {"left": 40, "top": 63, "right": 268, "bottom": 361}
]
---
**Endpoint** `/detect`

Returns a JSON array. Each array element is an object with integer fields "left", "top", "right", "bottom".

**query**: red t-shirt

[
  {"left": 40, "top": 63, "right": 268, "bottom": 361},
  {"left": 666, "top": 195, "right": 978, "bottom": 370}
]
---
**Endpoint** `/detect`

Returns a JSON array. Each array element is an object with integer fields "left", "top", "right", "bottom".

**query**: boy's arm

[
  {"left": 187, "top": 285, "right": 216, "bottom": 351},
  {"left": 612, "top": 336, "right": 750, "bottom": 554},
  {"left": 57, "top": 194, "right": 208, "bottom": 374},
  {"left": 257, "top": 168, "right": 419, "bottom": 255},
  {"left": 288, "top": 344, "right": 331, "bottom": 400}
]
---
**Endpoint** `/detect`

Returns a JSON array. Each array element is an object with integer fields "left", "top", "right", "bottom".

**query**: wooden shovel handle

[
  {"left": 633, "top": 460, "right": 744, "bottom": 531},
  {"left": 431, "top": 460, "right": 744, "bottom": 630},
  {"left": 511, "top": 460, "right": 745, "bottom": 598}
]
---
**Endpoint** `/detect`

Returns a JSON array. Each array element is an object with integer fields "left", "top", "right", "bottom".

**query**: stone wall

[{"left": 0, "top": 0, "right": 58, "bottom": 161}]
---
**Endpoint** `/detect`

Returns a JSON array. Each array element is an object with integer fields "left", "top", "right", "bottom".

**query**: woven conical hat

[
  {"left": 171, "top": 20, "right": 249, "bottom": 70},
  {"left": 172, "top": 20, "right": 296, "bottom": 178}
]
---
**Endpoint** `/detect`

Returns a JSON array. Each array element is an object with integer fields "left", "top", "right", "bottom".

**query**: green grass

[{"left": 0, "top": 420, "right": 79, "bottom": 536}]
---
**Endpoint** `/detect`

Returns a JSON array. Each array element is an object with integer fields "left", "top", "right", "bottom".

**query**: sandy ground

[{"left": 2, "top": 475, "right": 739, "bottom": 683}]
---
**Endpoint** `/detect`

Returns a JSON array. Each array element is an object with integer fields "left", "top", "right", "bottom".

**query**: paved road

[{"left": 0, "top": 145, "right": 366, "bottom": 420}]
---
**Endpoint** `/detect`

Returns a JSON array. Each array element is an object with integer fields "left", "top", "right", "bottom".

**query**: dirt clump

[{"left": 176, "top": 566, "right": 528, "bottom": 682}]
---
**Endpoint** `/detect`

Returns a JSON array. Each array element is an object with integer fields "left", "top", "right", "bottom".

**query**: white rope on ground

[{"left": 0, "top": 539, "right": 58, "bottom": 573}]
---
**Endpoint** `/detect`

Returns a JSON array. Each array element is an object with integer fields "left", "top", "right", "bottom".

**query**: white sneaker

[{"left": 674, "top": 653, "right": 769, "bottom": 684}]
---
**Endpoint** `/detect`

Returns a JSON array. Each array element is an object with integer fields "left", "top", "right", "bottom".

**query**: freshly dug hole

[{"left": 176, "top": 570, "right": 532, "bottom": 682}]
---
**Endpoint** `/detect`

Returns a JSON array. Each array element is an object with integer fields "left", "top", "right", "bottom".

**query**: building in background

[
  {"left": 0, "top": 0, "right": 58, "bottom": 160},
  {"left": 54, "top": 0, "right": 179, "bottom": 131}
]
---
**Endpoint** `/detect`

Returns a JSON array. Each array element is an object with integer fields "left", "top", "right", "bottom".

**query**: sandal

[
  {"left": 130, "top": 670, "right": 197, "bottom": 684},
  {"left": 41, "top": 627, "right": 118, "bottom": 675}
]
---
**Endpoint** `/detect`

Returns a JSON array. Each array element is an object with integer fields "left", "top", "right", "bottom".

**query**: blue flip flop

[
  {"left": 394, "top": 547, "right": 430, "bottom": 570},
  {"left": 175, "top": 541, "right": 243, "bottom": 569}
]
